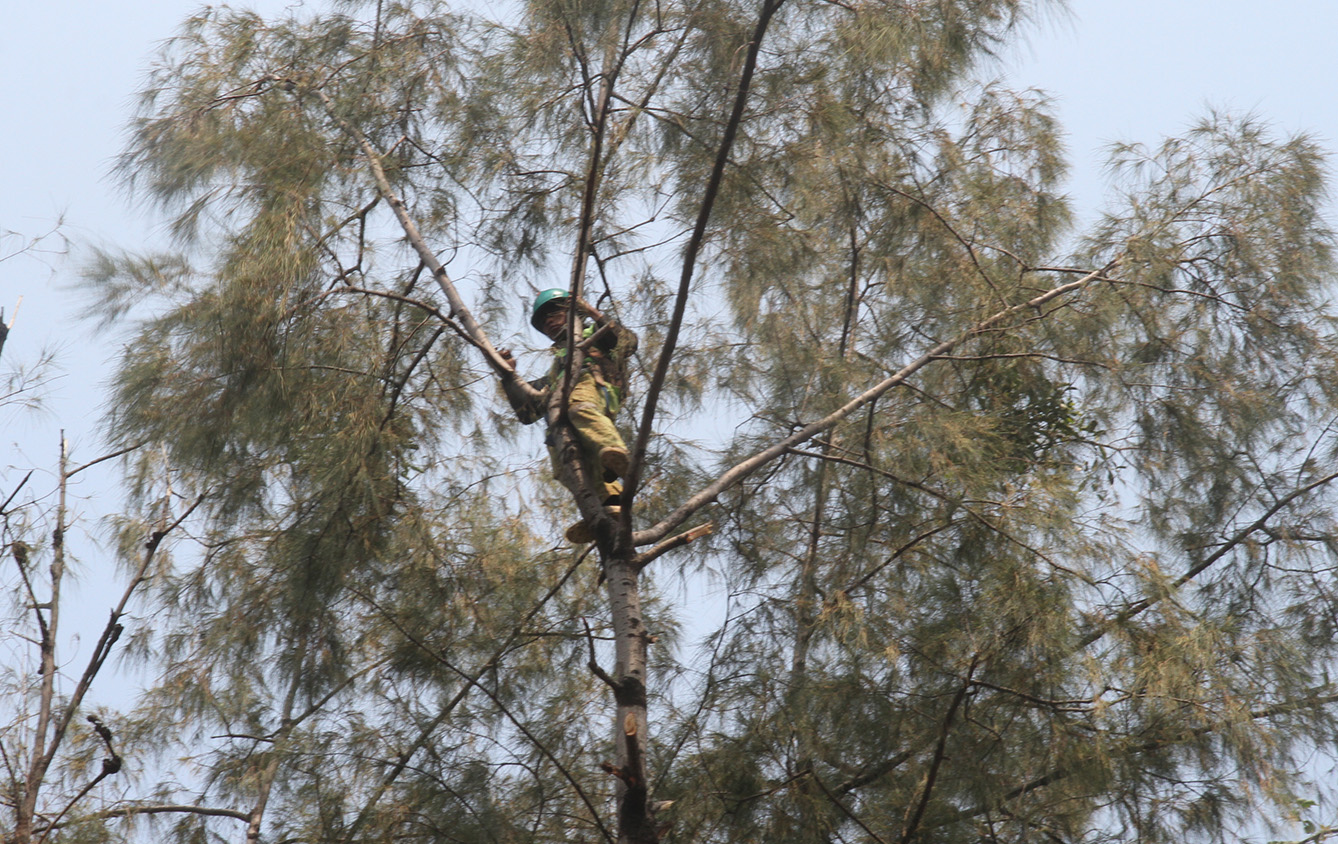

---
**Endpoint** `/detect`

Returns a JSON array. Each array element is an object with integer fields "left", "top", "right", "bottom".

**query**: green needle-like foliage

[{"left": 51, "top": 1, "right": 1338, "bottom": 843}]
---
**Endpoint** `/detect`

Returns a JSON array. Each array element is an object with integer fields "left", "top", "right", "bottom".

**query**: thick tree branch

[
  {"left": 304, "top": 83, "right": 532, "bottom": 395},
  {"left": 625, "top": 0, "right": 788, "bottom": 511},
  {"left": 632, "top": 262, "right": 1116, "bottom": 546}
]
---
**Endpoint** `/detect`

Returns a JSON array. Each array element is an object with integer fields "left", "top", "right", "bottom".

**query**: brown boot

[
  {"left": 565, "top": 505, "right": 621, "bottom": 544},
  {"left": 599, "top": 446, "right": 630, "bottom": 478}
]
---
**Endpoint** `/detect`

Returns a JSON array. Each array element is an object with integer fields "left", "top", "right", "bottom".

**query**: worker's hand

[
  {"left": 576, "top": 298, "right": 604, "bottom": 322},
  {"left": 497, "top": 347, "right": 516, "bottom": 370}
]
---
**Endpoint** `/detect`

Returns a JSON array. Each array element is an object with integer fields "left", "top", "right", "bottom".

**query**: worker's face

[{"left": 540, "top": 305, "right": 569, "bottom": 341}]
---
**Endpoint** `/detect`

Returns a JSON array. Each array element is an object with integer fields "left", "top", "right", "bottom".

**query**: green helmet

[{"left": 530, "top": 288, "right": 571, "bottom": 331}]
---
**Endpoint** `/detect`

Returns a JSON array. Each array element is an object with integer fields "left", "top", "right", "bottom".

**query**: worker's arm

[
  {"left": 575, "top": 298, "right": 607, "bottom": 325},
  {"left": 498, "top": 348, "right": 547, "bottom": 425},
  {"left": 575, "top": 300, "right": 637, "bottom": 356}
]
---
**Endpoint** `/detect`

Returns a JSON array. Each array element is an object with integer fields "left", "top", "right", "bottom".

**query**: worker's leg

[
  {"left": 567, "top": 376, "right": 628, "bottom": 497},
  {"left": 547, "top": 409, "right": 623, "bottom": 502},
  {"left": 547, "top": 444, "right": 623, "bottom": 502},
  {"left": 547, "top": 440, "right": 622, "bottom": 543},
  {"left": 547, "top": 377, "right": 626, "bottom": 542}
]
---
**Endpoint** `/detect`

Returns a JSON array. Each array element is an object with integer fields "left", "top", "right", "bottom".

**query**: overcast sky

[{"left": 3, "top": 0, "right": 1338, "bottom": 625}]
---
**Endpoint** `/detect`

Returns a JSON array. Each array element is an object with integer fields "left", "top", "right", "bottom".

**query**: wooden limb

[
  {"left": 337, "top": 284, "right": 479, "bottom": 352},
  {"left": 562, "top": 33, "right": 621, "bottom": 348},
  {"left": 342, "top": 543, "right": 593, "bottom": 842},
  {"left": 429, "top": 638, "right": 616, "bottom": 843},
  {"left": 626, "top": 0, "right": 789, "bottom": 510},
  {"left": 304, "top": 84, "right": 530, "bottom": 391},
  {"left": 631, "top": 261, "right": 1118, "bottom": 547},
  {"left": 576, "top": 321, "right": 615, "bottom": 351},
  {"left": 36, "top": 493, "right": 204, "bottom": 784},
  {"left": 66, "top": 441, "right": 148, "bottom": 480},
  {"left": 632, "top": 522, "right": 713, "bottom": 568},
  {"left": 244, "top": 650, "right": 304, "bottom": 844}
]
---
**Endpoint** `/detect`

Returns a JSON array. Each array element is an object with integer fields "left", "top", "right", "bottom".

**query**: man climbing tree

[
  {"left": 499, "top": 290, "right": 637, "bottom": 543},
  {"left": 77, "top": 1, "right": 1338, "bottom": 843}
]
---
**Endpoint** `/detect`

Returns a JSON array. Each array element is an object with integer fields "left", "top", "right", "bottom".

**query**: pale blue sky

[{"left": 1001, "top": 3, "right": 1338, "bottom": 209}]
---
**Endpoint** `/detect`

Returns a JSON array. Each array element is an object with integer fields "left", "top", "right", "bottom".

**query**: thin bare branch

[
  {"left": 1078, "top": 468, "right": 1338, "bottom": 650},
  {"left": 0, "top": 471, "right": 32, "bottom": 514},
  {"left": 360, "top": 590, "right": 615, "bottom": 844},
  {"left": 341, "top": 545, "right": 595, "bottom": 843},
  {"left": 811, "top": 771, "right": 890, "bottom": 844},
  {"left": 35, "top": 803, "right": 251, "bottom": 833}
]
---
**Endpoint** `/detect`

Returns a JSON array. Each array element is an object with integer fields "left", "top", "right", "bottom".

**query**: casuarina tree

[{"left": 82, "top": 0, "right": 1338, "bottom": 842}]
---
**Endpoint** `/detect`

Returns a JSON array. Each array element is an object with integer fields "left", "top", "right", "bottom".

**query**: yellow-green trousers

[{"left": 547, "top": 373, "right": 626, "bottom": 501}]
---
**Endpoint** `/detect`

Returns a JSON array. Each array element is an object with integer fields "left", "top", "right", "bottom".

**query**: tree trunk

[
  {"left": 547, "top": 413, "right": 657, "bottom": 842},
  {"left": 603, "top": 552, "right": 656, "bottom": 844}
]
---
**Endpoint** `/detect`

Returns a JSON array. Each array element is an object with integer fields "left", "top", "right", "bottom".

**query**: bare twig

[
  {"left": 584, "top": 616, "right": 621, "bottom": 690},
  {"left": 0, "top": 471, "right": 32, "bottom": 514},
  {"left": 41, "top": 718, "right": 122, "bottom": 839},
  {"left": 35, "top": 804, "right": 251, "bottom": 834},
  {"left": 31, "top": 492, "right": 204, "bottom": 844}
]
